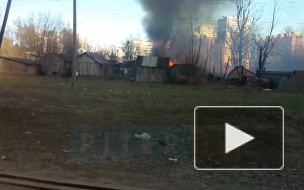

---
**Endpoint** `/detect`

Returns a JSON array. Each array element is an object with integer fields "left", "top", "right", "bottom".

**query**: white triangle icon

[{"left": 225, "top": 123, "right": 255, "bottom": 154}]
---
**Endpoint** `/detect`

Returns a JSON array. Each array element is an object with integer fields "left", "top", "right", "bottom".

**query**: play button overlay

[
  {"left": 225, "top": 123, "right": 255, "bottom": 154},
  {"left": 194, "top": 106, "right": 284, "bottom": 171}
]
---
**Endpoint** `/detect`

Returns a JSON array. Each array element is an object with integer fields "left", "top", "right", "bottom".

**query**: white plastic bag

[{"left": 134, "top": 132, "right": 152, "bottom": 141}]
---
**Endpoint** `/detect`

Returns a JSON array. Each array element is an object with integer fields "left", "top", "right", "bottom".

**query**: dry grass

[{"left": 0, "top": 76, "right": 303, "bottom": 189}]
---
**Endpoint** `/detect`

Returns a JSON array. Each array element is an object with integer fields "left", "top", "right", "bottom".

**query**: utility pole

[
  {"left": 219, "top": 42, "right": 222, "bottom": 74},
  {"left": 223, "top": 57, "right": 230, "bottom": 80},
  {"left": 71, "top": 0, "right": 77, "bottom": 93},
  {"left": 0, "top": 0, "right": 12, "bottom": 50}
]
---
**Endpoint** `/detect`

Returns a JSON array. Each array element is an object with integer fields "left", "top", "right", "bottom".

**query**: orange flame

[{"left": 169, "top": 61, "right": 174, "bottom": 67}]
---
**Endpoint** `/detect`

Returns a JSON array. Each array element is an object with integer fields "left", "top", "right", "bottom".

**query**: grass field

[{"left": 0, "top": 76, "right": 303, "bottom": 189}]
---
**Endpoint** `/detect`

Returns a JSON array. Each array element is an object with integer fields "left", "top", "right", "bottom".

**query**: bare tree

[
  {"left": 255, "top": 0, "right": 281, "bottom": 77},
  {"left": 13, "top": 12, "right": 64, "bottom": 58},
  {"left": 122, "top": 36, "right": 137, "bottom": 62},
  {"left": 124, "top": 40, "right": 135, "bottom": 61},
  {"left": 0, "top": 8, "right": 2, "bottom": 26},
  {"left": 94, "top": 45, "right": 109, "bottom": 58},
  {"left": 284, "top": 25, "right": 294, "bottom": 35},
  {"left": 81, "top": 39, "right": 94, "bottom": 52},
  {"left": 61, "top": 27, "right": 73, "bottom": 55},
  {"left": 176, "top": 23, "right": 209, "bottom": 83},
  {"left": 34, "top": 12, "right": 64, "bottom": 57},
  {"left": 122, "top": 34, "right": 154, "bottom": 62},
  {"left": 0, "top": 27, "right": 15, "bottom": 57},
  {"left": 224, "top": 0, "right": 262, "bottom": 84},
  {"left": 106, "top": 48, "right": 118, "bottom": 63},
  {"left": 61, "top": 26, "right": 81, "bottom": 55},
  {"left": 283, "top": 25, "right": 294, "bottom": 59},
  {"left": 13, "top": 17, "right": 36, "bottom": 58},
  {"left": 228, "top": 0, "right": 261, "bottom": 67}
]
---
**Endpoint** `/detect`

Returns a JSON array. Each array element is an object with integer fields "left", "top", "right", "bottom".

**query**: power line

[
  {"left": 3, "top": 0, "right": 304, "bottom": 26},
  {"left": 7, "top": 0, "right": 298, "bottom": 25},
  {"left": 30, "top": 1, "right": 304, "bottom": 17}
]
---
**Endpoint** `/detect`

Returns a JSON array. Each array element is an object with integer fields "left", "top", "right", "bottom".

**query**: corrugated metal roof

[
  {"left": 0, "top": 56, "right": 40, "bottom": 65},
  {"left": 262, "top": 71, "right": 293, "bottom": 77},
  {"left": 56, "top": 54, "right": 72, "bottom": 62},
  {"left": 79, "top": 52, "right": 111, "bottom": 64},
  {"left": 136, "top": 56, "right": 170, "bottom": 68},
  {"left": 46, "top": 53, "right": 72, "bottom": 62}
]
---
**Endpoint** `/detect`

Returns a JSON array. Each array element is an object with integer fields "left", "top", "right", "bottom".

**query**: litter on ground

[
  {"left": 134, "top": 133, "right": 152, "bottom": 141},
  {"left": 263, "top": 88, "right": 272, "bottom": 91},
  {"left": 62, "top": 149, "right": 69, "bottom": 153}
]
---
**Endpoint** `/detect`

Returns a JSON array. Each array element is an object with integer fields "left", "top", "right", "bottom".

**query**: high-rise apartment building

[
  {"left": 194, "top": 25, "right": 218, "bottom": 38},
  {"left": 217, "top": 16, "right": 253, "bottom": 72}
]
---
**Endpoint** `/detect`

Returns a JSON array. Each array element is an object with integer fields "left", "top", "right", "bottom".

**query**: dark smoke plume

[{"left": 137, "top": 0, "right": 232, "bottom": 42}]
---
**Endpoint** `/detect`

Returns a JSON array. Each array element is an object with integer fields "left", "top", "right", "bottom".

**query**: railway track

[{"left": 0, "top": 173, "right": 151, "bottom": 190}]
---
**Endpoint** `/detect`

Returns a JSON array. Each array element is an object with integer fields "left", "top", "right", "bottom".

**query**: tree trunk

[
  {"left": 257, "top": 47, "right": 263, "bottom": 78},
  {"left": 239, "top": 30, "right": 244, "bottom": 67}
]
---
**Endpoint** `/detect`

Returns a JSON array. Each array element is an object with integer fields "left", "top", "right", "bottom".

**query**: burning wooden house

[{"left": 135, "top": 56, "right": 170, "bottom": 83}]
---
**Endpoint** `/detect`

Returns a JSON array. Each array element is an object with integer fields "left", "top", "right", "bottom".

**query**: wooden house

[
  {"left": 135, "top": 56, "right": 170, "bottom": 83},
  {"left": 279, "top": 70, "right": 304, "bottom": 92},
  {"left": 0, "top": 56, "right": 41, "bottom": 76},
  {"left": 227, "top": 66, "right": 256, "bottom": 81},
  {"left": 42, "top": 53, "right": 72, "bottom": 77},
  {"left": 77, "top": 52, "right": 114, "bottom": 78},
  {"left": 293, "top": 70, "right": 304, "bottom": 78},
  {"left": 262, "top": 71, "right": 293, "bottom": 79}
]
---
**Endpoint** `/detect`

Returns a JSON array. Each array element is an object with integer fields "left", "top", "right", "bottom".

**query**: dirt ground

[
  {"left": 0, "top": 76, "right": 303, "bottom": 189},
  {"left": 0, "top": 184, "right": 33, "bottom": 190}
]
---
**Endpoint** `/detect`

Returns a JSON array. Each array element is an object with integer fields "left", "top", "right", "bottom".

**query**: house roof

[
  {"left": 0, "top": 56, "right": 40, "bottom": 65},
  {"left": 47, "top": 53, "right": 72, "bottom": 62},
  {"left": 227, "top": 66, "right": 256, "bottom": 79},
  {"left": 121, "top": 61, "right": 135, "bottom": 68},
  {"left": 293, "top": 70, "right": 304, "bottom": 77},
  {"left": 79, "top": 52, "right": 111, "bottom": 64},
  {"left": 56, "top": 54, "right": 72, "bottom": 62},
  {"left": 136, "top": 56, "right": 170, "bottom": 68},
  {"left": 262, "top": 71, "right": 293, "bottom": 77}
]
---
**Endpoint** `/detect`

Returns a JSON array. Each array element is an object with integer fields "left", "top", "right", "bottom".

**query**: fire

[{"left": 169, "top": 61, "right": 174, "bottom": 67}]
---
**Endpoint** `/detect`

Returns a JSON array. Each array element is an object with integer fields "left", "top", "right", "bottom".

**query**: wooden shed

[
  {"left": 262, "top": 71, "right": 293, "bottom": 79},
  {"left": 279, "top": 70, "right": 304, "bottom": 92},
  {"left": 293, "top": 70, "right": 304, "bottom": 78},
  {"left": 77, "top": 52, "right": 114, "bottom": 78},
  {"left": 227, "top": 66, "right": 256, "bottom": 81},
  {"left": 135, "top": 56, "right": 170, "bottom": 83},
  {"left": 0, "top": 56, "right": 41, "bottom": 76},
  {"left": 42, "top": 53, "right": 72, "bottom": 77},
  {"left": 119, "top": 61, "right": 136, "bottom": 80}
]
